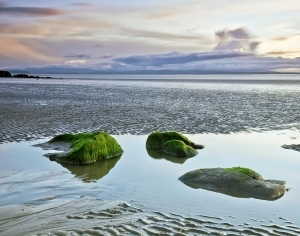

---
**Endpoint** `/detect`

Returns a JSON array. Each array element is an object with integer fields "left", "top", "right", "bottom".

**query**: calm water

[{"left": 1, "top": 131, "right": 300, "bottom": 227}]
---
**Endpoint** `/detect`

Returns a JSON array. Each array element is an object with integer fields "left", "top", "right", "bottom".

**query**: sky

[{"left": 0, "top": 0, "right": 299, "bottom": 73}]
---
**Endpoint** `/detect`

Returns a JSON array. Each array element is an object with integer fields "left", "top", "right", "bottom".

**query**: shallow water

[{"left": 1, "top": 131, "right": 300, "bottom": 234}]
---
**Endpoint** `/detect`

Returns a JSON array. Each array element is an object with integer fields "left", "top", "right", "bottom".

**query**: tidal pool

[{"left": 1, "top": 131, "right": 300, "bottom": 234}]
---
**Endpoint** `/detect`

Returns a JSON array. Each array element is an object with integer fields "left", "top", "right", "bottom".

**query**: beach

[
  {"left": 1, "top": 74, "right": 300, "bottom": 235},
  {"left": 1, "top": 75, "right": 300, "bottom": 143}
]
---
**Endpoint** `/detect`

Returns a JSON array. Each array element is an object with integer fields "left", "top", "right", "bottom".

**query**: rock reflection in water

[
  {"left": 146, "top": 148, "right": 188, "bottom": 164},
  {"left": 59, "top": 155, "right": 121, "bottom": 182}
]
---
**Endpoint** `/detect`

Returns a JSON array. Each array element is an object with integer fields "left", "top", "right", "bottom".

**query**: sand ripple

[
  {"left": 1, "top": 78, "right": 300, "bottom": 143},
  {"left": 0, "top": 196, "right": 299, "bottom": 236},
  {"left": 1, "top": 170, "right": 299, "bottom": 236}
]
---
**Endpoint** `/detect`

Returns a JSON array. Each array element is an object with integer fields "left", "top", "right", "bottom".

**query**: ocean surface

[{"left": 1, "top": 74, "right": 300, "bottom": 235}]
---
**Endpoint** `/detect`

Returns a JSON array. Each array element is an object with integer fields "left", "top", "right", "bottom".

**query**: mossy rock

[
  {"left": 163, "top": 140, "right": 198, "bottom": 157},
  {"left": 46, "top": 132, "right": 123, "bottom": 164},
  {"left": 146, "top": 131, "right": 204, "bottom": 150},
  {"left": 179, "top": 167, "right": 287, "bottom": 200},
  {"left": 224, "top": 167, "right": 263, "bottom": 181}
]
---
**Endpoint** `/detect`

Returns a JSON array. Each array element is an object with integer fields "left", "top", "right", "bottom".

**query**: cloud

[
  {"left": 71, "top": 2, "right": 95, "bottom": 7},
  {"left": 113, "top": 51, "right": 252, "bottom": 67},
  {"left": 271, "top": 36, "right": 288, "bottom": 41},
  {"left": 120, "top": 27, "right": 210, "bottom": 45},
  {"left": 214, "top": 28, "right": 259, "bottom": 52},
  {"left": 64, "top": 54, "right": 91, "bottom": 59},
  {"left": 65, "top": 60, "right": 86, "bottom": 64},
  {"left": 0, "top": 37, "right": 58, "bottom": 66},
  {"left": 0, "top": 3, "right": 63, "bottom": 17},
  {"left": 265, "top": 51, "right": 300, "bottom": 56},
  {"left": 81, "top": 52, "right": 300, "bottom": 73},
  {"left": 148, "top": 7, "right": 192, "bottom": 19},
  {"left": 94, "top": 44, "right": 103, "bottom": 47},
  {"left": 98, "top": 55, "right": 114, "bottom": 59}
]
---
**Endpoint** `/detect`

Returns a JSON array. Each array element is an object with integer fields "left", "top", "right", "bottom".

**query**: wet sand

[
  {"left": 2, "top": 199, "right": 300, "bottom": 236},
  {"left": 1, "top": 76, "right": 300, "bottom": 235},
  {"left": 1, "top": 77, "right": 300, "bottom": 143},
  {"left": 1, "top": 178, "right": 299, "bottom": 235}
]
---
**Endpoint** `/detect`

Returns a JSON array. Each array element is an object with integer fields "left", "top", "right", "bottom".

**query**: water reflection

[
  {"left": 146, "top": 148, "right": 188, "bottom": 164},
  {"left": 180, "top": 182, "right": 285, "bottom": 201},
  {"left": 58, "top": 156, "right": 121, "bottom": 182}
]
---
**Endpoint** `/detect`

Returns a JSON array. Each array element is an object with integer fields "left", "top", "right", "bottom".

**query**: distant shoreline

[
  {"left": 10, "top": 71, "right": 300, "bottom": 75},
  {"left": 0, "top": 70, "right": 62, "bottom": 79}
]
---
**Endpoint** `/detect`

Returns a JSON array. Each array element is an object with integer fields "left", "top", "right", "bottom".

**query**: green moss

[
  {"left": 163, "top": 140, "right": 198, "bottom": 157},
  {"left": 50, "top": 132, "right": 123, "bottom": 164},
  {"left": 146, "top": 131, "right": 196, "bottom": 150},
  {"left": 225, "top": 167, "right": 263, "bottom": 180}
]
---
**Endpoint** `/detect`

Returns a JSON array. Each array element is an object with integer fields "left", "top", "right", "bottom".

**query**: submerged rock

[
  {"left": 179, "top": 167, "right": 288, "bottom": 200},
  {"left": 146, "top": 131, "right": 204, "bottom": 150},
  {"left": 36, "top": 132, "right": 123, "bottom": 165},
  {"left": 282, "top": 144, "right": 300, "bottom": 152},
  {"left": 163, "top": 140, "right": 198, "bottom": 157}
]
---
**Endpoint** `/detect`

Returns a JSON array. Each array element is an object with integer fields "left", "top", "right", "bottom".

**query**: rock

[
  {"left": 179, "top": 167, "right": 288, "bottom": 200},
  {"left": 163, "top": 140, "right": 198, "bottom": 157},
  {"left": 282, "top": 144, "right": 300, "bottom": 152},
  {"left": 0, "top": 71, "right": 12, "bottom": 77},
  {"left": 146, "top": 131, "right": 204, "bottom": 150},
  {"left": 35, "top": 132, "right": 123, "bottom": 165}
]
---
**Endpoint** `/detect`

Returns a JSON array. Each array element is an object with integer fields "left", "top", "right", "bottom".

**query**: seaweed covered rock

[
  {"left": 146, "top": 131, "right": 204, "bottom": 150},
  {"left": 37, "top": 132, "right": 123, "bottom": 164},
  {"left": 163, "top": 140, "right": 198, "bottom": 157},
  {"left": 179, "top": 167, "right": 288, "bottom": 200}
]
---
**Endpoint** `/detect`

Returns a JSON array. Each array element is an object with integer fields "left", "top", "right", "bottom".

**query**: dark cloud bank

[
  {"left": 0, "top": 2, "right": 62, "bottom": 17},
  {"left": 105, "top": 28, "right": 299, "bottom": 73},
  {"left": 113, "top": 51, "right": 252, "bottom": 67}
]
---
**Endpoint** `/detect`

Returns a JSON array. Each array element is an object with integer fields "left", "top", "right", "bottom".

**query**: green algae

[
  {"left": 146, "top": 131, "right": 203, "bottom": 150},
  {"left": 225, "top": 167, "right": 263, "bottom": 180},
  {"left": 50, "top": 132, "right": 123, "bottom": 164},
  {"left": 163, "top": 140, "right": 198, "bottom": 157}
]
